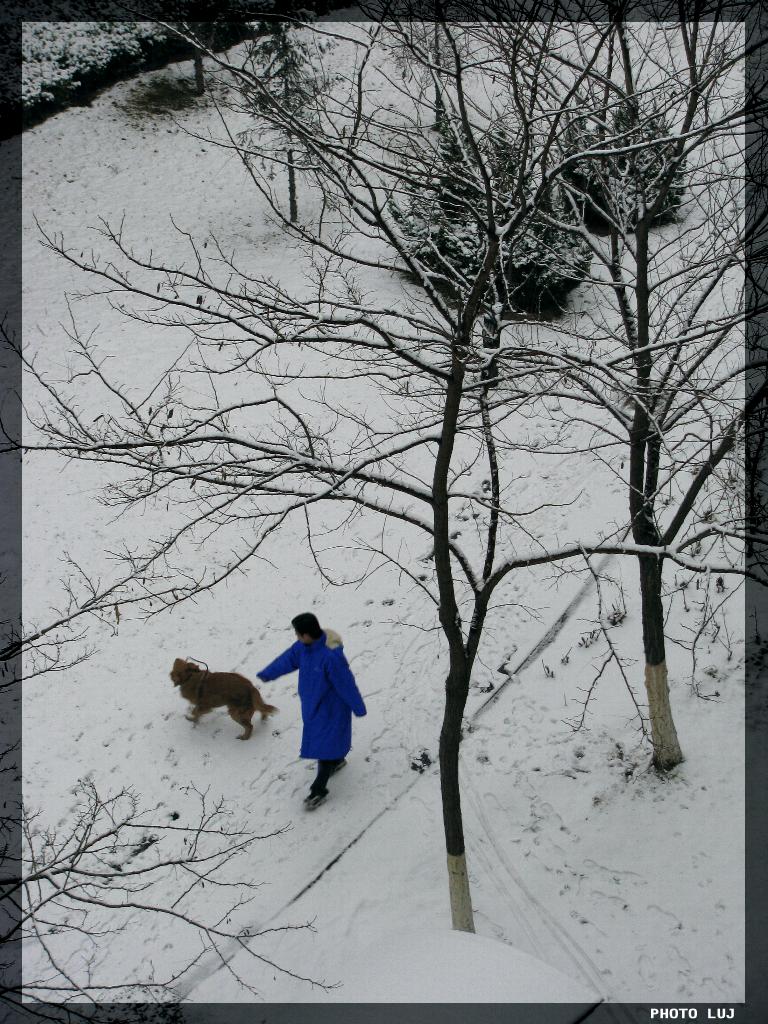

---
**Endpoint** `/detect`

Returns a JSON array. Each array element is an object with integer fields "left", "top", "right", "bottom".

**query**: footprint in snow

[{"left": 569, "top": 910, "right": 589, "bottom": 925}]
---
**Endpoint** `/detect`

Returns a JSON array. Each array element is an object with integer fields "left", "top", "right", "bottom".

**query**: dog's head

[{"left": 170, "top": 658, "right": 199, "bottom": 686}]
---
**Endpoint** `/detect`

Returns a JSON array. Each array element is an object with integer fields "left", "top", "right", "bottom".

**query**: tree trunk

[
  {"left": 481, "top": 307, "right": 500, "bottom": 391},
  {"left": 439, "top": 662, "right": 475, "bottom": 932},
  {"left": 432, "top": 352, "right": 475, "bottom": 933},
  {"left": 637, "top": 553, "right": 684, "bottom": 770},
  {"left": 447, "top": 853, "right": 474, "bottom": 931},
  {"left": 433, "top": 18, "right": 444, "bottom": 128},
  {"left": 193, "top": 50, "right": 205, "bottom": 96},
  {"left": 628, "top": 213, "right": 683, "bottom": 773},
  {"left": 287, "top": 149, "right": 298, "bottom": 223}
]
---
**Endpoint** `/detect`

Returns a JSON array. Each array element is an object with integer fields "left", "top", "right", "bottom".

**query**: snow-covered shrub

[
  {"left": 502, "top": 207, "right": 593, "bottom": 316},
  {"left": 391, "top": 121, "right": 479, "bottom": 285},
  {"left": 392, "top": 117, "right": 592, "bottom": 316},
  {"left": 16, "top": 19, "right": 252, "bottom": 130},
  {"left": 21, "top": 23, "right": 170, "bottom": 111},
  {"left": 561, "top": 103, "right": 687, "bottom": 233}
]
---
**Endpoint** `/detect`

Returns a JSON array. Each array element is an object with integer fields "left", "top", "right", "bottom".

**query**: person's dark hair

[{"left": 291, "top": 612, "right": 322, "bottom": 639}]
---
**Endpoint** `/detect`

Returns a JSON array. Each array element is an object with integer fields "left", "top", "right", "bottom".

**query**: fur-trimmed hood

[{"left": 324, "top": 628, "right": 343, "bottom": 649}]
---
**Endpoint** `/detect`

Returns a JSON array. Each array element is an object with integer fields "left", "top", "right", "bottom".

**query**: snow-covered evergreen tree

[
  {"left": 391, "top": 117, "right": 480, "bottom": 288},
  {"left": 238, "top": 19, "right": 334, "bottom": 223},
  {"left": 562, "top": 101, "right": 687, "bottom": 233},
  {"left": 392, "top": 117, "right": 592, "bottom": 316}
]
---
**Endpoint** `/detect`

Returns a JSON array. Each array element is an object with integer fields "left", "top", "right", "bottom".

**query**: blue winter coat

[{"left": 257, "top": 630, "right": 366, "bottom": 760}]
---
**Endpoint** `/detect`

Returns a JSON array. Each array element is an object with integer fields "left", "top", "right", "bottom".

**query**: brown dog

[{"left": 170, "top": 658, "right": 278, "bottom": 740}]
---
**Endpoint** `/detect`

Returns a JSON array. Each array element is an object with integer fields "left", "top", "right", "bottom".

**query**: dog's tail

[{"left": 257, "top": 697, "right": 279, "bottom": 717}]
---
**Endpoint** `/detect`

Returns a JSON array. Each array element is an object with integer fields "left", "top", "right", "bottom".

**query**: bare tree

[
  {"left": 14, "top": 11, "right": 610, "bottom": 933},
  {"left": 1, "top": 773, "right": 329, "bottom": 1014},
  {"left": 480, "top": 12, "right": 766, "bottom": 768}
]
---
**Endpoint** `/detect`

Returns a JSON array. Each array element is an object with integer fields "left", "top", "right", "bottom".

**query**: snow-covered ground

[{"left": 20, "top": 28, "right": 745, "bottom": 1007}]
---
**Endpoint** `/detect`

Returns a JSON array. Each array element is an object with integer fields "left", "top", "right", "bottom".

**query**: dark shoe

[{"left": 304, "top": 792, "right": 328, "bottom": 811}]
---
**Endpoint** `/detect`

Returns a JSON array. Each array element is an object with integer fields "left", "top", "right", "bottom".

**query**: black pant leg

[{"left": 310, "top": 759, "right": 342, "bottom": 796}]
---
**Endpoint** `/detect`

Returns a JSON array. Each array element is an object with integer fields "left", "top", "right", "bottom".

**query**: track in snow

[{"left": 178, "top": 561, "right": 614, "bottom": 1002}]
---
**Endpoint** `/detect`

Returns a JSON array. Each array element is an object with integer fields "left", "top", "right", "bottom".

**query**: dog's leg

[
  {"left": 186, "top": 707, "right": 202, "bottom": 725},
  {"left": 229, "top": 706, "right": 254, "bottom": 740}
]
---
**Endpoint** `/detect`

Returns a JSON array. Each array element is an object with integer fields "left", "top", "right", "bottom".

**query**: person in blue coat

[{"left": 257, "top": 612, "right": 367, "bottom": 809}]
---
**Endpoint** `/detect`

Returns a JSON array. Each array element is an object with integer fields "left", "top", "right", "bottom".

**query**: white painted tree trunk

[
  {"left": 447, "top": 853, "right": 475, "bottom": 932},
  {"left": 645, "top": 661, "right": 684, "bottom": 770}
]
